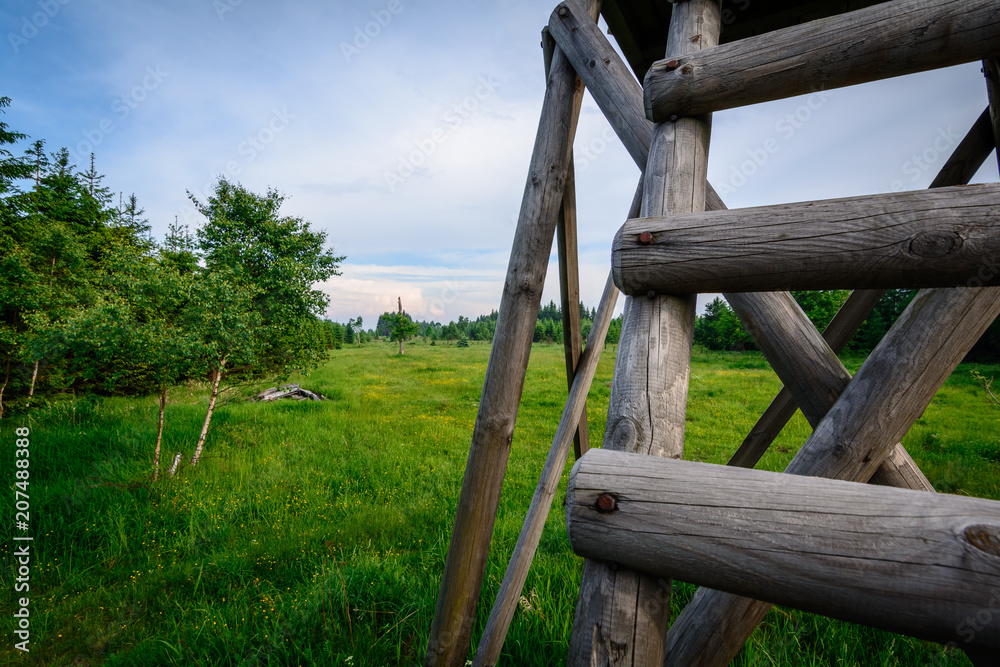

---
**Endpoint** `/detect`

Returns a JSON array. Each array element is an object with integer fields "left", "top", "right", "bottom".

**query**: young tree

[
  {"left": 186, "top": 268, "right": 262, "bottom": 467},
  {"left": 384, "top": 297, "right": 418, "bottom": 355},
  {"left": 187, "top": 179, "right": 344, "bottom": 465}
]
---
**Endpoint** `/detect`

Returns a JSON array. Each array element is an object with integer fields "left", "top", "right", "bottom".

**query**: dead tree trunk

[{"left": 398, "top": 296, "right": 405, "bottom": 355}]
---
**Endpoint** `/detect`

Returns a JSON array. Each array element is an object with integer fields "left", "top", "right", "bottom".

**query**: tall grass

[{"left": 2, "top": 342, "right": 993, "bottom": 665}]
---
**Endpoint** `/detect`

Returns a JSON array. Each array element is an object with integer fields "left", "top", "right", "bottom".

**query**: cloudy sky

[{"left": 2, "top": 0, "right": 997, "bottom": 324}]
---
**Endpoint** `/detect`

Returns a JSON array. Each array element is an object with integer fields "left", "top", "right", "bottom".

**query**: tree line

[
  {"left": 0, "top": 97, "right": 344, "bottom": 477},
  {"left": 694, "top": 290, "right": 1000, "bottom": 358},
  {"left": 355, "top": 300, "right": 623, "bottom": 348}
]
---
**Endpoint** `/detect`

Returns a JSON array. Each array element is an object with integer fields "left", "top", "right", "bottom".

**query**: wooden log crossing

[
  {"left": 612, "top": 183, "right": 1000, "bottom": 295},
  {"left": 731, "top": 106, "right": 999, "bottom": 471},
  {"left": 643, "top": 0, "right": 1000, "bottom": 122},
  {"left": 726, "top": 289, "right": 883, "bottom": 469},
  {"left": 664, "top": 285, "right": 1000, "bottom": 665},
  {"left": 726, "top": 289, "right": 934, "bottom": 494},
  {"left": 566, "top": 449, "right": 1000, "bottom": 652},
  {"left": 567, "top": 2, "right": 719, "bottom": 664},
  {"left": 473, "top": 269, "right": 621, "bottom": 667},
  {"left": 545, "top": 0, "right": 985, "bottom": 507},
  {"left": 424, "top": 3, "right": 600, "bottom": 663}
]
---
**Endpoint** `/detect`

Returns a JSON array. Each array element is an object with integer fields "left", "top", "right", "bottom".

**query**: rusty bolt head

[
  {"left": 595, "top": 493, "right": 618, "bottom": 514},
  {"left": 665, "top": 60, "right": 680, "bottom": 71},
  {"left": 557, "top": 5, "right": 569, "bottom": 17},
  {"left": 647, "top": 290, "right": 657, "bottom": 299},
  {"left": 638, "top": 231, "right": 653, "bottom": 245}
]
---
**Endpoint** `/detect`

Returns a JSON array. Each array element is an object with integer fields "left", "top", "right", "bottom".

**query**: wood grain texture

[
  {"left": 550, "top": 0, "right": 651, "bottom": 168},
  {"left": 731, "top": 103, "right": 999, "bottom": 471},
  {"left": 425, "top": 4, "right": 600, "bottom": 662},
  {"left": 727, "top": 289, "right": 884, "bottom": 469},
  {"left": 725, "top": 289, "right": 936, "bottom": 494},
  {"left": 473, "top": 270, "right": 621, "bottom": 667},
  {"left": 666, "top": 285, "right": 1000, "bottom": 666},
  {"left": 567, "top": 449, "right": 1000, "bottom": 651},
  {"left": 613, "top": 183, "right": 1000, "bottom": 295},
  {"left": 788, "top": 286, "right": 1000, "bottom": 481},
  {"left": 567, "top": 3, "right": 721, "bottom": 665},
  {"left": 666, "top": 57, "right": 1000, "bottom": 667},
  {"left": 644, "top": 0, "right": 1000, "bottom": 121}
]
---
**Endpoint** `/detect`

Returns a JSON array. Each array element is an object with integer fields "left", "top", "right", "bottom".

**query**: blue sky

[{"left": 2, "top": 0, "right": 997, "bottom": 324}]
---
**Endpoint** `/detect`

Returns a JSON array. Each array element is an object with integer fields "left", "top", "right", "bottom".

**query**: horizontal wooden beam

[
  {"left": 644, "top": 0, "right": 1000, "bottom": 122},
  {"left": 613, "top": 183, "right": 1000, "bottom": 295},
  {"left": 567, "top": 449, "right": 1000, "bottom": 651}
]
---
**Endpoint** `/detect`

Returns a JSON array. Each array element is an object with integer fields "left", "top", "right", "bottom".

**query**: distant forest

[{"left": 332, "top": 290, "right": 1000, "bottom": 361}]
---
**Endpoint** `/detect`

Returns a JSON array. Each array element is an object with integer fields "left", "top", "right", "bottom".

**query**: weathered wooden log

[
  {"left": 664, "top": 284, "right": 1000, "bottom": 665},
  {"left": 424, "top": 4, "right": 600, "bottom": 663},
  {"left": 644, "top": 0, "right": 1000, "bottom": 121},
  {"left": 566, "top": 448, "right": 1000, "bottom": 652},
  {"left": 473, "top": 269, "right": 621, "bottom": 667},
  {"left": 567, "top": 2, "right": 720, "bottom": 664},
  {"left": 726, "top": 290, "right": 936, "bottom": 495},
  {"left": 549, "top": 0, "right": 650, "bottom": 167},
  {"left": 613, "top": 183, "right": 1000, "bottom": 295},
  {"left": 726, "top": 289, "right": 882, "bottom": 467},
  {"left": 732, "top": 103, "right": 1000, "bottom": 471},
  {"left": 666, "top": 56, "right": 1000, "bottom": 667}
]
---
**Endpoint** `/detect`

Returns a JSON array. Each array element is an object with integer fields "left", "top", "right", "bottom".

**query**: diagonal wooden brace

[
  {"left": 549, "top": 0, "right": 932, "bottom": 491},
  {"left": 424, "top": 3, "right": 601, "bottom": 664}
]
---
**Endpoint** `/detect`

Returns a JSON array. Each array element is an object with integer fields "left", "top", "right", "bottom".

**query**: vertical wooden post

[
  {"left": 985, "top": 59, "right": 1000, "bottom": 170},
  {"left": 545, "top": 26, "right": 590, "bottom": 460},
  {"left": 556, "top": 161, "right": 590, "bottom": 459},
  {"left": 424, "top": 4, "right": 600, "bottom": 665},
  {"left": 567, "top": 2, "right": 721, "bottom": 664}
]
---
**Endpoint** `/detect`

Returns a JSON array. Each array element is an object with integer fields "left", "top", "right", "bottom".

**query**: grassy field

[{"left": 4, "top": 341, "right": 1000, "bottom": 665}]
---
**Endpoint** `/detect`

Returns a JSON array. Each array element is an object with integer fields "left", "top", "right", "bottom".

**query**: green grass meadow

[{"left": 4, "top": 341, "right": 1000, "bottom": 665}]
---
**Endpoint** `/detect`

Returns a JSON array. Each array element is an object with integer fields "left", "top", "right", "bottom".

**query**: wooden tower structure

[{"left": 426, "top": 0, "right": 1000, "bottom": 665}]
